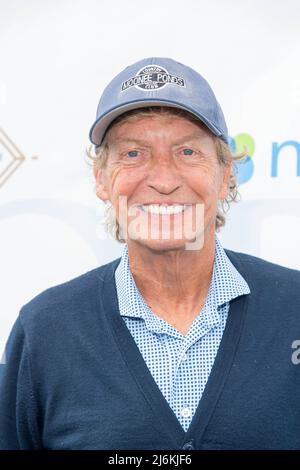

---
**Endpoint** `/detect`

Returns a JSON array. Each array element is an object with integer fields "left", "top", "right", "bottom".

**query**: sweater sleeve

[{"left": 0, "top": 316, "right": 41, "bottom": 449}]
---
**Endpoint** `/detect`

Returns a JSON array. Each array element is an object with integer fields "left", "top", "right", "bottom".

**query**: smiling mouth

[{"left": 138, "top": 204, "right": 192, "bottom": 215}]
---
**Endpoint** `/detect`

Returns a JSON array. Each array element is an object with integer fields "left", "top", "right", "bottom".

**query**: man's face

[{"left": 94, "top": 113, "right": 231, "bottom": 252}]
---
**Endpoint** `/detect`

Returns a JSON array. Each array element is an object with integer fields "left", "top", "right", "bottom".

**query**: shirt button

[
  {"left": 181, "top": 352, "right": 188, "bottom": 361},
  {"left": 180, "top": 407, "right": 191, "bottom": 418},
  {"left": 182, "top": 440, "right": 195, "bottom": 450}
]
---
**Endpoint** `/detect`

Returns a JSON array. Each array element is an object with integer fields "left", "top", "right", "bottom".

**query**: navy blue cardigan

[{"left": 1, "top": 249, "right": 300, "bottom": 450}]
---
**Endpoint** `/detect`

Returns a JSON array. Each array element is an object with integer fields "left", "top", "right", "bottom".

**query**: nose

[{"left": 146, "top": 152, "right": 182, "bottom": 195}]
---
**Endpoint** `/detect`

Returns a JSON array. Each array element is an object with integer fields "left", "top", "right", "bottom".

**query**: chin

[{"left": 130, "top": 235, "right": 203, "bottom": 253}]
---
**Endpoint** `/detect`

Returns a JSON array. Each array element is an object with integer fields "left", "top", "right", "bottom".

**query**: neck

[{"left": 126, "top": 233, "right": 216, "bottom": 334}]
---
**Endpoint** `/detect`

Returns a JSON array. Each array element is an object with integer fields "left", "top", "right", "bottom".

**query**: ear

[
  {"left": 218, "top": 162, "right": 232, "bottom": 200},
  {"left": 93, "top": 165, "right": 110, "bottom": 202}
]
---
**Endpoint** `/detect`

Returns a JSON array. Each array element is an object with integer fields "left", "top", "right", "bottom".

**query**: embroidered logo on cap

[{"left": 121, "top": 64, "right": 185, "bottom": 92}]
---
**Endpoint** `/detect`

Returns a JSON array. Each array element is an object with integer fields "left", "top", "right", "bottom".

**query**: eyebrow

[{"left": 111, "top": 132, "right": 208, "bottom": 147}]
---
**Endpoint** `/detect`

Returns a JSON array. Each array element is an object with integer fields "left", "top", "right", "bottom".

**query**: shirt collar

[
  {"left": 213, "top": 235, "right": 250, "bottom": 306},
  {"left": 115, "top": 235, "right": 250, "bottom": 325}
]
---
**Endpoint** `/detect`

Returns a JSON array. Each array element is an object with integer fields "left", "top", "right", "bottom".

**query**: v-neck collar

[{"left": 97, "top": 254, "right": 250, "bottom": 449}]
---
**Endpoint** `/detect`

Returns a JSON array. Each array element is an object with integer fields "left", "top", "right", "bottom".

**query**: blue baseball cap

[{"left": 89, "top": 57, "right": 229, "bottom": 145}]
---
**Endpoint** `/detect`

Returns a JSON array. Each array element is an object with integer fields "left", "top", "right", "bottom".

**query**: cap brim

[{"left": 89, "top": 99, "right": 225, "bottom": 145}]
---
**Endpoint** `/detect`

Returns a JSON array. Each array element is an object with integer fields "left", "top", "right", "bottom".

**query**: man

[{"left": 1, "top": 57, "right": 300, "bottom": 450}]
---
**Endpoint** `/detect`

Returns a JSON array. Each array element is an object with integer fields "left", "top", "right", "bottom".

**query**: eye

[
  {"left": 182, "top": 148, "right": 194, "bottom": 156},
  {"left": 127, "top": 150, "right": 139, "bottom": 158}
]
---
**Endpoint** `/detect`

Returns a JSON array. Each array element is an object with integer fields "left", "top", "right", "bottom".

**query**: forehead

[{"left": 107, "top": 112, "right": 213, "bottom": 143}]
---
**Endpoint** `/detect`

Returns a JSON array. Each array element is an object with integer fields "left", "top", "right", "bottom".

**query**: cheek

[
  {"left": 108, "top": 166, "right": 145, "bottom": 204},
  {"left": 189, "top": 172, "right": 219, "bottom": 199}
]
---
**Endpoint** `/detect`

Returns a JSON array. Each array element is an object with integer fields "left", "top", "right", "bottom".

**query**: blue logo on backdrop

[
  {"left": 229, "top": 133, "right": 255, "bottom": 185},
  {"left": 229, "top": 133, "right": 300, "bottom": 184}
]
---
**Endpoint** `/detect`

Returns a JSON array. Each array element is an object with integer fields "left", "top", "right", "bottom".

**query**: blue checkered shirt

[{"left": 115, "top": 236, "right": 250, "bottom": 431}]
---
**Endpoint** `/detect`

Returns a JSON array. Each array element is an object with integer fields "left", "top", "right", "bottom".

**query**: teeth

[{"left": 140, "top": 204, "right": 190, "bottom": 215}]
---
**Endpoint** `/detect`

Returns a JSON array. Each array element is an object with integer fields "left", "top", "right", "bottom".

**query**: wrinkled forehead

[{"left": 104, "top": 107, "right": 215, "bottom": 144}]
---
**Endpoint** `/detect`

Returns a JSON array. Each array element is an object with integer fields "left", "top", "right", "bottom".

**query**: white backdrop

[{"left": 1, "top": 0, "right": 300, "bottom": 356}]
